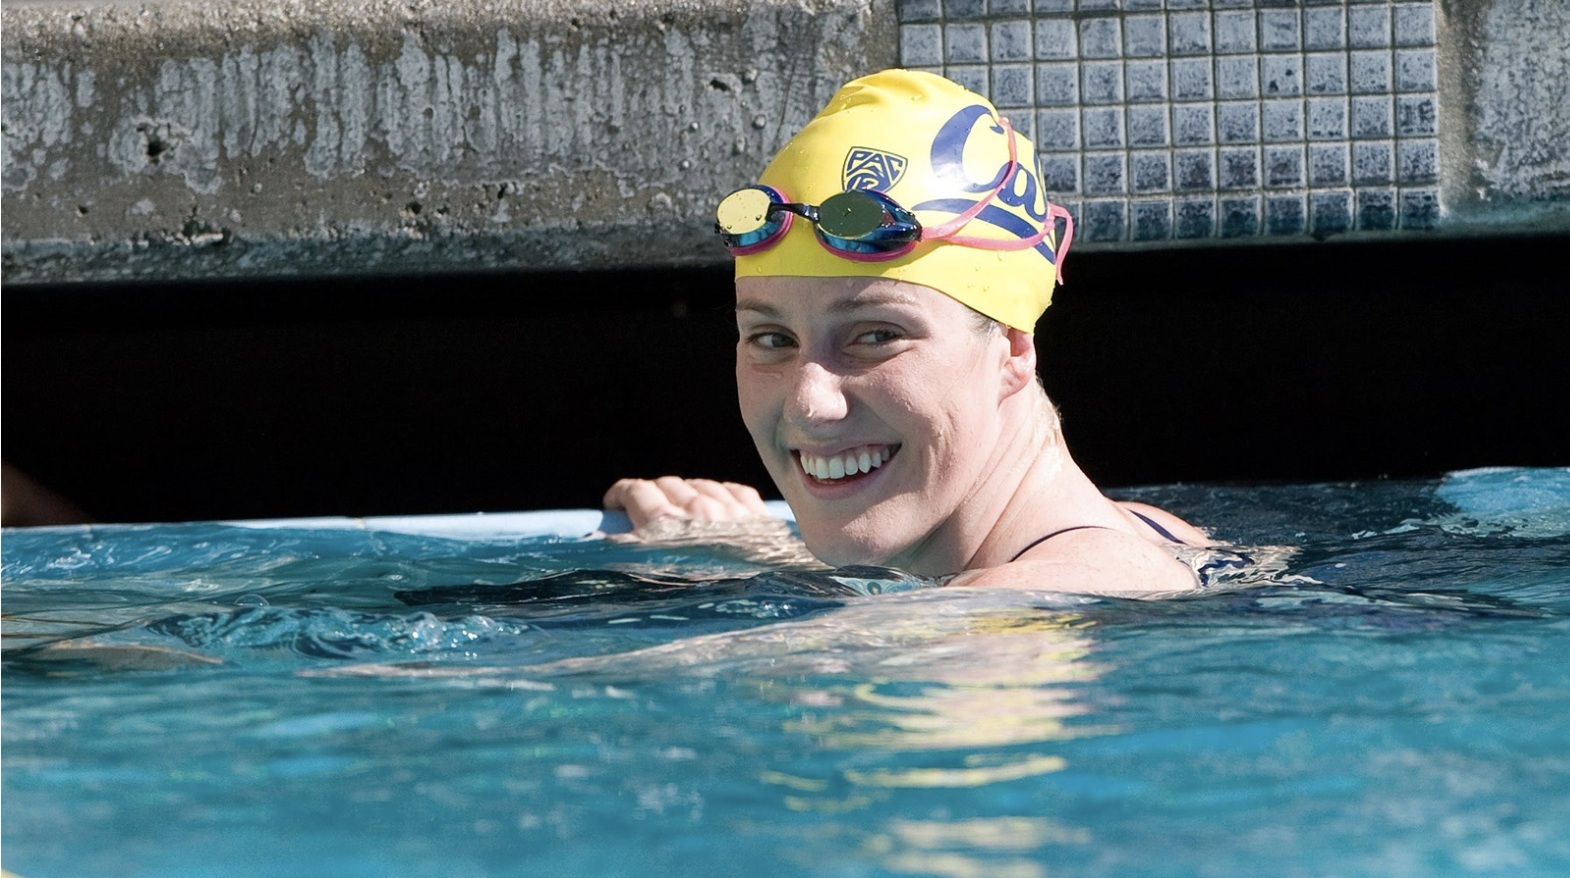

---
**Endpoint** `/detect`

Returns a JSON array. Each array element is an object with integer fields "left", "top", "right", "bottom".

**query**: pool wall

[{"left": 4, "top": 0, "right": 1568, "bottom": 284}]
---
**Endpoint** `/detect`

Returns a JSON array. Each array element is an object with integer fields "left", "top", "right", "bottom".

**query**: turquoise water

[{"left": 4, "top": 468, "right": 1568, "bottom": 878}]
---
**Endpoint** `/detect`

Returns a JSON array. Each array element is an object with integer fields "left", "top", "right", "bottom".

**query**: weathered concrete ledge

[
  {"left": 2, "top": 0, "right": 1567, "bottom": 285},
  {"left": 2, "top": 0, "right": 897, "bottom": 283}
]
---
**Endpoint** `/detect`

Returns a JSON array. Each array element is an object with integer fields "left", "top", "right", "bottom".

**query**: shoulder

[
  {"left": 1116, "top": 500, "right": 1211, "bottom": 546},
  {"left": 956, "top": 526, "right": 1199, "bottom": 596}
]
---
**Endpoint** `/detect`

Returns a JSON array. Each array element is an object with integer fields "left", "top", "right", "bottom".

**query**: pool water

[{"left": 3, "top": 468, "right": 1568, "bottom": 878}]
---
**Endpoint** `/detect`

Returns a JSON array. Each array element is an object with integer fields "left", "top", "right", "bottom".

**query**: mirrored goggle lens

[
  {"left": 817, "top": 191, "right": 920, "bottom": 244},
  {"left": 716, "top": 187, "right": 779, "bottom": 237}
]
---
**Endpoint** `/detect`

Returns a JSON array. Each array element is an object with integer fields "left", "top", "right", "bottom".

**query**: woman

[{"left": 605, "top": 70, "right": 1208, "bottom": 595}]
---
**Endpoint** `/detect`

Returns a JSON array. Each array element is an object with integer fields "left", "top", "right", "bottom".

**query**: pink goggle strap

[{"left": 921, "top": 116, "right": 1019, "bottom": 241}]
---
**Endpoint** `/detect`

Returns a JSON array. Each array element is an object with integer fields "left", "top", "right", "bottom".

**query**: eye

[
  {"left": 853, "top": 327, "right": 902, "bottom": 345},
  {"left": 745, "top": 330, "right": 796, "bottom": 350}
]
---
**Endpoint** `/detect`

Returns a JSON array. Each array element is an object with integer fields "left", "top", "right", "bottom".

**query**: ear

[{"left": 999, "top": 327, "right": 1038, "bottom": 399}]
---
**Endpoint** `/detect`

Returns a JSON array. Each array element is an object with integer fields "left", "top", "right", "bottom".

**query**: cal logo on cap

[{"left": 842, "top": 148, "right": 907, "bottom": 192}]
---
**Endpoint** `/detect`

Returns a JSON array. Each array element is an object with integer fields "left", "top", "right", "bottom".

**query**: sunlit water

[{"left": 4, "top": 468, "right": 1568, "bottom": 878}]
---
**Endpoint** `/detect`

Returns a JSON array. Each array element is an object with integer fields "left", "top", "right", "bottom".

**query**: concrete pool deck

[{"left": 2, "top": 0, "right": 1567, "bottom": 284}]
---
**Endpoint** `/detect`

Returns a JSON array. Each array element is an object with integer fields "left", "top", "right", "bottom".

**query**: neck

[{"left": 892, "top": 388, "right": 1108, "bottom": 577}]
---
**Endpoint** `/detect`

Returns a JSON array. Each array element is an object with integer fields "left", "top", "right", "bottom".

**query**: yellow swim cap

[{"left": 733, "top": 69, "right": 1069, "bottom": 332}]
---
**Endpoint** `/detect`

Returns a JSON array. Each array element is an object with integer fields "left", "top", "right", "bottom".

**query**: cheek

[{"left": 734, "top": 362, "right": 776, "bottom": 436}]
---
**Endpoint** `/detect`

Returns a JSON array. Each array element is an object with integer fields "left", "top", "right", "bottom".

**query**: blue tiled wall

[{"left": 899, "top": 0, "right": 1441, "bottom": 243}]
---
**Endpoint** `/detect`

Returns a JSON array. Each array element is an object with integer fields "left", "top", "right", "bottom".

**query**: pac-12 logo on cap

[{"left": 842, "top": 148, "right": 908, "bottom": 192}]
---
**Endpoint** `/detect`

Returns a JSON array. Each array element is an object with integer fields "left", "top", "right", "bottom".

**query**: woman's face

[{"left": 735, "top": 276, "right": 1012, "bottom": 569}]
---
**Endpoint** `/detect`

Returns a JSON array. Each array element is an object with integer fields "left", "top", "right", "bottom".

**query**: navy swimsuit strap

[
  {"left": 1129, "top": 509, "right": 1185, "bottom": 544},
  {"left": 1009, "top": 511, "right": 1188, "bottom": 563},
  {"left": 1008, "top": 525, "right": 1107, "bottom": 562}
]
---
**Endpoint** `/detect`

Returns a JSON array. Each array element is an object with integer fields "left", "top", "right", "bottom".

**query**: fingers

[
  {"left": 603, "top": 478, "right": 684, "bottom": 529},
  {"left": 603, "top": 477, "right": 772, "bottom": 528}
]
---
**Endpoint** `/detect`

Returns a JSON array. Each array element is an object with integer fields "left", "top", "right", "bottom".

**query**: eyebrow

[{"left": 735, "top": 290, "right": 921, "bottom": 317}]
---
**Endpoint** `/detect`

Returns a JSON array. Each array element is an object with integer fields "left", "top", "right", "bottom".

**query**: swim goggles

[{"left": 715, "top": 117, "right": 1073, "bottom": 265}]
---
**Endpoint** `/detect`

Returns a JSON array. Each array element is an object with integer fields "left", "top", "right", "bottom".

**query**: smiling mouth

[{"left": 795, "top": 444, "right": 900, "bottom": 483}]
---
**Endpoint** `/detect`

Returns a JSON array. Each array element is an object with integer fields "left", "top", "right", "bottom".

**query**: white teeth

[{"left": 799, "top": 446, "right": 895, "bottom": 481}]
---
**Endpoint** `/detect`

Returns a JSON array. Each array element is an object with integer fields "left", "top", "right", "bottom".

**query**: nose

[{"left": 784, "top": 360, "right": 849, "bottom": 430}]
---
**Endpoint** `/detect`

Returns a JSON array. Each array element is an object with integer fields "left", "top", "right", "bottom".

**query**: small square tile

[
  {"left": 1212, "top": 0, "right": 1252, "bottom": 7},
  {"left": 1035, "top": 18, "right": 1077, "bottom": 60},
  {"left": 1005, "top": 111, "right": 1035, "bottom": 142},
  {"left": 1398, "top": 139, "right": 1439, "bottom": 184},
  {"left": 1353, "top": 141, "right": 1394, "bottom": 184},
  {"left": 1176, "top": 197, "right": 1216, "bottom": 238},
  {"left": 947, "top": 65, "right": 990, "bottom": 95},
  {"left": 1174, "top": 103, "right": 1215, "bottom": 145},
  {"left": 1221, "top": 196, "right": 1261, "bottom": 237},
  {"left": 991, "top": 20, "right": 1033, "bottom": 62},
  {"left": 1394, "top": 4, "right": 1436, "bottom": 47},
  {"left": 1262, "top": 99, "right": 1304, "bottom": 142},
  {"left": 1216, "top": 56, "right": 1260, "bottom": 100},
  {"left": 1304, "top": 7, "right": 1346, "bottom": 50},
  {"left": 1174, "top": 149, "right": 1215, "bottom": 190},
  {"left": 1037, "top": 108, "right": 1081, "bottom": 151},
  {"left": 901, "top": 25, "right": 943, "bottom": 67},
  {"left": 1307, "top": 97, "right": 1348, "bottom": 139},
  {"left": 1348, "top": 7, "right": 1391, "bottom": 49},
  {"left": 1259, "top": 9, "right": 1301, "bottom": 51},
  {"left": 1083, "top": 200, "right": 1127, "bottom": 243},
  {"left": 1351, "top": 96, "right": 1393, "bottom": 138},
  {"left": 992, "top": 65, "right": 1034, "bottom": 107},
  {"left": 1080, "top": 18, "right": 1122, "bottom": 59},
  {"left": 946, "top": 0, "right": 987, "bottom": 20},
  {"left": 1357, "top": 188, "right": 1397, "bottom": 230},
  {"left": 1397, "top": 95, "right": 1437, "bottom": 136},
  {"left": 1214, "top": 10, "right": 1257, "bottom": 54},
  {"left": 1309, "top": 143, "right": 1349, "bottom": 185},
  {"left": 1084, "top": 153, "right": 1127, "bottom": 195},
  {"left": 1218, "top": 103, "right": 1260, "bottom": 143},
  {"left": 1264, "top": 145, "right": 1304, "bottom": 187},
  {"left": 1310, "top": 190, "right": 1353, "bottom": 236},
  {"left": 1220, "top": 147, "right": 1260, "bottom": 188},
  {"left": 1169, "top": 0, "right": 1211, "bottom": 8},
  {"left": 1395, "top": 49, "right": 1437, "bottom": 93},
  {"left": 945, "top": 23, "right": 988, "bottom": 63},
  {"left": 1126, "top": 0, "right": 1163, "bottom": 8},
  {"left": 1169, "top": 12, "right": 1212, "bottom": 56},
  {"left": 1172, "top": 57, "right": 1214, "bottom": 100},
  {"left": 1350, "top": 51, "right": 1392, "bottom": 95},
  {"left": 897, "top": 0, "right": 941, "bottom": 24},
  {"left": 1400, "top": 187, "right": 1440, "bottom": 229},
  {"left": 1261, "top": 55, "right": 1303, "bottom": 97},
  {"left": 990, "top": 0, "right": 1030, "bottom": 13},
  {"left": 1037, "top": 63, "right": 1080, "bottom": 106},
  {"left": 1125, "top": 15, "right": 1166, "bottom": 58},
  {"left": 1133, "top": 200, "right": 1174, "bottom": 240},
  {"left": 1083, "top": 108, "right": 1126, "bottom": 148},
  {"left": 1082, "top": 62, "right": 1125, "bottom": 105},
  {"left": 1131, "top": 151, "right": 1172, "bottom": 192},
  {"left": 1040, "top": 155, "right": 1080, "bottom": 193},
  {"left": 1078, "top": 0, "right": 1121, "bottom": 10},
  {"left": 1266, "top": 194, "right": 1306, "bottom": 235},
  {"left": 1034, "top": 0, "right": 1074, "bottom": 13},
  {"left": 1126, "top": 60, "right": 1168, "bottom": 103},
  {"left": 1128, "top": 105, "right": 1170, "bottom": 146},
  {"left": 1306, "top": 53, "right": 1348, "bottom": 95}
]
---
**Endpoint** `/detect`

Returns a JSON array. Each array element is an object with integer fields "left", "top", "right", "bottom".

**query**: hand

[{"left": 602, "top": 477, "right": 772, "bottom": 529}]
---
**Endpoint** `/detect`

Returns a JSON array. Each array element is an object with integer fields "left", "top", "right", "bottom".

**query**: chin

[{"left": 794, "top": 518, "right": 892, "bottom": 568}]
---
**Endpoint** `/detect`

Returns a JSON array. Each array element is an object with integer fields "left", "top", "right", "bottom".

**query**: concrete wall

[{"left": 2, "top": 0, "right": 1565, "bottom": 284}]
